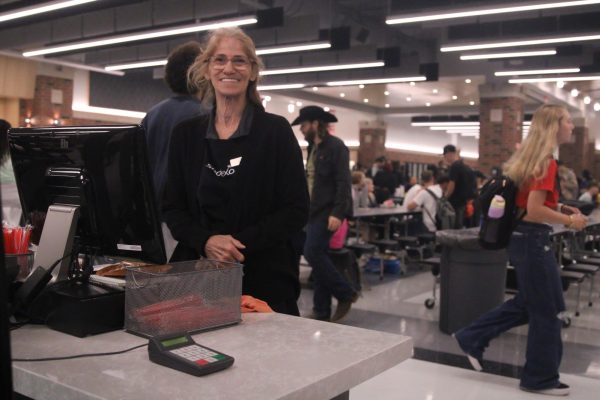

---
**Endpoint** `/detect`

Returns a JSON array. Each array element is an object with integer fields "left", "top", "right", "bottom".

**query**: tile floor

[{"left": 297, "top": 260, "right": 600, "bottom": 398}]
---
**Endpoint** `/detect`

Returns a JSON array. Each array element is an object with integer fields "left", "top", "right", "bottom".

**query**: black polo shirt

[{"left": 197, "top": 105, "right": 254, "bottom": 233}]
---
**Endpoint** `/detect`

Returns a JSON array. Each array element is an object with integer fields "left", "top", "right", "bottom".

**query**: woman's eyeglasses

[{"left": 210, "top": 55, "right": 251, "bottom": 70}]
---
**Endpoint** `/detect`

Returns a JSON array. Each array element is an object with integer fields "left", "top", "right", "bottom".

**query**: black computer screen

[{"left": 8, "top": 125, "right": 165, "bottom": 264}]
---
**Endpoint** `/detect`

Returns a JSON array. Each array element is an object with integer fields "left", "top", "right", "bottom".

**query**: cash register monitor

[{"left": 8, "top": 125, "right": 166, "bottom": 280}]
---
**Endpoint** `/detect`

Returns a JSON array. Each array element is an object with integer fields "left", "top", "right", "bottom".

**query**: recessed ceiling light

[
  {"left": 441, "top": 32, "right": 600, "bottom": 53},
  {"left": 359, "top": 84, "right": 365, "bottom": 89},
  {"left": 571, "top": 89, "right": 579, "bottom": 97},
  {"left": 312, "top": 86, "right": 318, "bottom": 91},
  {"left": 495, "top": 67, "right": 580, "bottom": 76},
  {"left": 406, "top": 96, "right": 412, "bottom": 102},
  {"left": 24, "top": 16, "right": 258, "bottom": 57},
  {"left": 410, "top": 81, "right": 416, "bottom": 86},
  {"left": 340, "top": 93, "right": 346, "bottom": 98},
  {"left": 385, "top": 104, "right": 390, "bottom": 108},
  {"left": 469, "top": 100, "right": 475, "bottom": 105},
  {"left": 363, "top": 99, "right": 369, "bottom": 103},
  {"left": 460, "top": 49, "right": 557, "bottom": 60},
  {"left": 584, "top": 96, "right": 592, "bottom": 104},
  {"left": 386, "top": 1, "right": 600, "bottom": 25},
  {"left": 326, "top": 76, "right": 426, "bottom": 86},
  {"left": 465, "top": 78, "right": 472, "bottom": 83},
  {"left": 594, "top": 102, "right": 600, "bottom": 111},
  {"left": 296, "top": 101, "right": 303, "bottom": 106},
  {"left": 433, "top": 89, "right": 438, "bottom": 94},
  {"left": 384, "top": 91, "right": 390, "bottom": 95},
  {"left": 287, "top": 104, "right": 295, "bottom": 113},
  {"left": 324, "top": 107, "right": 330, "bottom": 112},
  {"left": 426, "top": 102, "right": 431, "bottom": 107},
  {"left": 557, "top": 80, "right": 565, "bottom": 88},
  {"left": 264, "top": 95, "right": 271, "bottom": 101},
  {"left": 452, "top": 95, "right": 458, "bottom": 100}
]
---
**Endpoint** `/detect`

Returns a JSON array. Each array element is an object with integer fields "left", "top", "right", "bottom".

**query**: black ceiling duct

[
  {"left": 420, "top": 63, "right": 439, "bottom": 81},
  {"left": 319, "top": 27, "right": 351, "bottom": 50},
  {"left": 256, "top": 7, "right": 284, "bottom": 28},
  {"left": 377, "top": 47, "right": 401, "bottom": 67}
]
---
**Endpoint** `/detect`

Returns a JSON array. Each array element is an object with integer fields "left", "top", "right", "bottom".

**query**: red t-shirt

[{"left": 515, "top": 159, "right": 559, "bottom": 210}]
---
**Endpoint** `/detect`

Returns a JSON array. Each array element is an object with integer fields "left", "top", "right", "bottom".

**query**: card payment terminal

[{"left": 148, "top": 333, "right": 234, "bottom": 376}]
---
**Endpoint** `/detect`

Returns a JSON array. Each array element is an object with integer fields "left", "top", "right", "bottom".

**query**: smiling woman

[{"left": 163, "top": 28, "right": 309, "bottom": 316}]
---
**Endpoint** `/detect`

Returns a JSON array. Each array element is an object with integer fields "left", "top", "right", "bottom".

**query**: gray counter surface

[{"left": 11, "top": 312, "right": 413, "bottom": 400}]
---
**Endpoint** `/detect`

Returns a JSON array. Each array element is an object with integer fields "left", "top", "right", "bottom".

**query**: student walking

[{"left": 454, "top": 105, "right": 587, "bottom": 396}]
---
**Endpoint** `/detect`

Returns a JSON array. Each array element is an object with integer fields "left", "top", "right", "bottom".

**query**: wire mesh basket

[{"left": 124, "top": 259, "right": 243, "bottom": 337}]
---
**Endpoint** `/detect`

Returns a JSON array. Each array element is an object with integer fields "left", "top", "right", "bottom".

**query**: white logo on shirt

[{"left": 206, "top": 163, "right": 236, "bottom": 177}]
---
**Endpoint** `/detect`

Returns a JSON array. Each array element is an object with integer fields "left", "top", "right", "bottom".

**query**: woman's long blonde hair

[
  {"left": 187, "top": 27, "right": 264, "bottom": 108},
  {"left": 504, "top": 104, "right": 567, "bottom": 187}
]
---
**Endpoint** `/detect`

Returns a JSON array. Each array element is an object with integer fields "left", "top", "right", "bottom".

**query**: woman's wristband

[{"left": 566, "top": 214, "right": 574, "bottom": 228}]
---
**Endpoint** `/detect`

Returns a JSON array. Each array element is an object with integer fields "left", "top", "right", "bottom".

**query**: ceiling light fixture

[
  {"left": 452, "top": 95, "right": 458, "bottom": 100},
  {"left": 425, "top": 102, "right": 431, "bottom": 107},
  {"left": 460, "top": 49, "right": 557, "bottom": 60},
  {"left": 0, "top": 0, "right": 96, "bottom": 23},
  {"left": 340, "top": 93, "right": 346, "bottom": 97},
  {"left": 385, "top": 104, "right": 390, "bottom": 108},
  {"left": 105, "top": 60, "right": 167, "bottom": 71},
  {"left": 256, "top": 41, "right": 330, "bottom": 55},
  {"left": 594, "top": 102, "right": 600, "bottom": 111},
  {"left": 326, "top": 76, "right": 426, "bottom": 86},
  {"left": 571, "top": 88, "right": 579, "bottom": 97},
  {"left": 441, "top": 33, "right": 600, "bottom": 52},
  {"left": 465, "top": 78, "right": 472, "bottom": 83},
  {"left": 257, "top": 84, "right": 305, "bottom": 91},
  {"left": 495, "top": 67, "right": 580, "bottom": 76},
  {"left": 412, "top": 121, "right": 479, "bottom": 127},
  {"left": 584, "top": 96, "right": 592, "bottom": 104},
  {"left": 508, "top": 75, "right": 600, "bottom": 83},
  {"left": 429, "top": 126, "right": 480, "bottom": 131},
  {"left": 386, "top": 1, "right": 600, "bottom": 25},
  {"left": 105, "top": 41, "right": 331, "bottom": 71},
  {"left": 23, "top": 16, "right": 258, "bottom": 57},
  {"left": 72, "top": 103, "right": 146, "bottom": 119},
  {"left": 260, "top": 61, "right": 384, "bottom": 76}
]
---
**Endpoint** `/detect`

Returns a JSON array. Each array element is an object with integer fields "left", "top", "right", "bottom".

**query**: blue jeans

[
  {"left": 304, "top": 220, "right": 356, "bottom": 319},
  {"left": 455, "top": 221, "right": 566, "bottom": 390}
]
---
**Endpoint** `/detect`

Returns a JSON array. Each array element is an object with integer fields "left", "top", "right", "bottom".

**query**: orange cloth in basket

[{"left": 240, "top": 295, "right": 273, "bottom": 313}]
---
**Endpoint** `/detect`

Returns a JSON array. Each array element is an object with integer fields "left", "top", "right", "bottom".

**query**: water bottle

[{"left": 483, "top": 195, "right": 505, "bottom": 244}]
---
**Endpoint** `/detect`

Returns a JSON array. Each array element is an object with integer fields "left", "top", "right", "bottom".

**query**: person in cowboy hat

[{"left": 292, "top": 105, "right": 357, "bottom": 322}]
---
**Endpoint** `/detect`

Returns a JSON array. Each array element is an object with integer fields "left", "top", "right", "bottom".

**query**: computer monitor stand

[
  {"left": 34, "top": 204, "right": 79, "bottom": 282},
  {"left": 26, "top": 205, "right": 125, "bottom": 337}
]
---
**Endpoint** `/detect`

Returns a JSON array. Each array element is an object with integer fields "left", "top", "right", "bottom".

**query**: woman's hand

[
  {"left": 328, "top": 216, "right": 342, "bottom": 232},
  {"left": 205, "top": 235, "right": 246, "bottom": 262},
  {"left": 567, "top": 214, "right": 587, "bottom": 231}
]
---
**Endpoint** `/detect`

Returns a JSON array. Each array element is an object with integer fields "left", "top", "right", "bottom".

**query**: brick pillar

[
  {"left": 478, "top": 84, "right": 525, "bottom": 175},
  {"left": 559, "top": 120, "right": 591, "bottom": 174},
  {"left": 21, "top": 75, "right": 74, "bottom": 126},
  {"left": 358, "top": 120, "right": 386, "bottom": 170}
]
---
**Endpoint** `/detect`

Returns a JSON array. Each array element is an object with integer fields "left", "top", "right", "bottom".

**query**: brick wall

[
  {"left": 479, "top": 97, "right": 523, "bottom": 174},
  {"left": 18, "top": 75, "right": 120, "bottom": 127}
]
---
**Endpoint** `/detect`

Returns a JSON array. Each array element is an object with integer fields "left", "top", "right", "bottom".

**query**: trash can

[{"left": 436, "top": 228, "right": 508, "bottom": 334}]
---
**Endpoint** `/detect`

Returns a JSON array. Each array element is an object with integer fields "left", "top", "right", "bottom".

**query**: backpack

[
  {"left": 424, "top": 188, "right": 456, "bottom": 230},
  {"left": 478, "top": 175, "right": 524, "bottom": 250}
]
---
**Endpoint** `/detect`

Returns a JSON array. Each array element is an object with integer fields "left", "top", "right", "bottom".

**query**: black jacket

[
  {"left": 307, "top": 134, "right": 352, "bottom": 222},
  {"left": 163, "top": 107, "right": 309, "bottom": 305}
]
